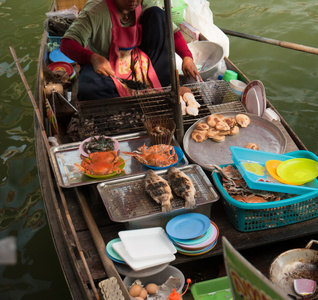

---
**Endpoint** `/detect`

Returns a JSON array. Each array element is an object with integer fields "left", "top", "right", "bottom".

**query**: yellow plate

[
  {"left": 265, "top": 160, "right": 301, "bottom": 185},
  {"left": 277, "top": 158, "right": 318, "bottom": 185}
]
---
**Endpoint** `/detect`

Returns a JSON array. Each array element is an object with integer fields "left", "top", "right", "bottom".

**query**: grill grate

[
  {"left": 75, "top": 80, "right": 246, "bottom": 139},
  {"left": 98, "top": 165, "right": 219, "bottom": 222}
]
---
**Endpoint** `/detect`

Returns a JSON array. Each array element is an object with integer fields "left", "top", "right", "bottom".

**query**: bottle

[
  {"left": 166, "top": 279, "right": 191, "bottom": 300},
  {"left": 167, "top": 289, "right": 182, "bottom": 300}
]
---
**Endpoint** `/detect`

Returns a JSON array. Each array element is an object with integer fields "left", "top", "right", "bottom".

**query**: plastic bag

[
  {"left": 46, "top": 5, "right": 79, "bottom": 19},
  {"left": 183, "top": 0, "right": 230, "bottom": 57}
]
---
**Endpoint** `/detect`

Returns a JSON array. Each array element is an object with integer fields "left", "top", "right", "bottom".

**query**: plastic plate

[
  {"left": 265, "top": 160, "right": 300, "bottom": 185},
  {"left": 79, "top": 135, "right": 120, "bottom": 157},
  {"left": 241, "top": 80, "right": 266, "bottom": 117},
  {"left": 170, "top": 222, "right": 213, "bottom": 245},
  {"left": 177, "top": 239, "right": 218, "bottom": 256},
  {"left": 172, "top": 221, "right": 219, "bottom": 250},
  {"left": 166, "top": 213, "right": 210, "bottom": 240},
  {"left": 277, "top": 158, "right": 318, "bottom": 185},
  {"left": 141, "top": 146, "right": 184, "bottom": 170},
  {"left": 105, "top": 238, "right": 126, "bottom": 263},
  {"left": 48, "top": 61, "right": 74, "bottom": 77}
]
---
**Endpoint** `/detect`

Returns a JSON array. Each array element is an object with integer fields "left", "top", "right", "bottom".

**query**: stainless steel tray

[
  {"left": 97, "top": 164, "right": 219, "bottom": 223},
  {"left": 49, "top": 131, "right": 188, "bottom": 188},
  {"left": 183, "top": 112, "right": 287, "bottom": 170}
]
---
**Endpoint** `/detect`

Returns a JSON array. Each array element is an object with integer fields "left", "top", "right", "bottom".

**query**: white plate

[
  {"left": 242, "top": 80, "right": 266, "bottom": 117},
  {"left": 79, "top": 135, "right": 120, "bottom": 157},
  {"left": 118, "top": 227, "right": 176, "bottom": 260},
  {"left": 245, "top": 88, "right": 260, "bottom": 116},
  {"left": 112, "top": 241, "right": 175, "bottom": 271}
]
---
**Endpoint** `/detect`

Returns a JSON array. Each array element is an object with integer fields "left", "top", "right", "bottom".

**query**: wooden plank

[{"left": 72, "top": 197, "right": 318, "bottom": 282}]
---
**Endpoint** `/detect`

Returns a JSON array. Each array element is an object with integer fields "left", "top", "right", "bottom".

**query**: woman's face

[{"left": 114, "top": 0, "right": 142, "bottom": 12}]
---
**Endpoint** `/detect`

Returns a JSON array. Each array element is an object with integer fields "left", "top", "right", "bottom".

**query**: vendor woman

[{"left": 60, "top": 0, "right": 201, "bottom": 100}]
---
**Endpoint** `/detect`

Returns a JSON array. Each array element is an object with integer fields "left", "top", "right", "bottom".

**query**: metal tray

[
  {"left": 97, "top": 164, "right": 219, "bottom": 223},
  {"left": 183, "top": 112, "right": 287, "bottom": 170},
  {"left": 49, "top": 131, "right": 188, "bottom": 188}
]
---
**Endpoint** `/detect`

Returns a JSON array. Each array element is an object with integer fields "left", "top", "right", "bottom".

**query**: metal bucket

[
  {"left": 269, "top": 240, "right": 318, "bottom": 298},
  {"left": 176, "top": 41, "right": 224, "bottom": 84}
]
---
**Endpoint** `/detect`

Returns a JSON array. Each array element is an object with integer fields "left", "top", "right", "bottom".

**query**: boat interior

[{"left": 31, "top": 0, "right": 318, "bottom": 299}]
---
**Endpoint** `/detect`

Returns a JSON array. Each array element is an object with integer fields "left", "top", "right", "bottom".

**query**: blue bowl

[{"left": 142, "top": 146, "right": 184, "bottom": 170}]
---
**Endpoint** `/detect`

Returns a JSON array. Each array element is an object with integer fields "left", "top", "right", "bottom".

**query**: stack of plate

[
  {"left": 166, "top": 213, "right": 219, "bottom": 256},
  {"left": 105, "top": 227, "right": 176, "bottom": 271}
]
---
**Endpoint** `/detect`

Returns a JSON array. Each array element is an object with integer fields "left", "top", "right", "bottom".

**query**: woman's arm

[
  {"left": 174, "top": 31, "right": 202, "bottom": 81},
  {"left": 60, "top": 39, "right": 115, "bottom": 76},
  {"left": 60, "top": 38, "right": 94, "bottom": 65}
]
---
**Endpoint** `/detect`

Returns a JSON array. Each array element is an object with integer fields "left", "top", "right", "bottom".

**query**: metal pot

[
  {"left": 176, "top": 41, "right": 224, "bottom": 84},
  {"left": 269, "top": 240, "right": 318, "bottom": 298}
]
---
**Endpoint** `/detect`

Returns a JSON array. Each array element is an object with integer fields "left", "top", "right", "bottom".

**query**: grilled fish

[
  {"left": 168, "top": 167, "right": 196, "bottom": 209},
  {"left": 145, "top": 170, "right": 173, "bottom": 212}
]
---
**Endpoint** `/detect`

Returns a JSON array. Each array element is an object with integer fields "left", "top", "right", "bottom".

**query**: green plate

[{"left": 106, "top": 238, "right": 125, "bottom": 263}]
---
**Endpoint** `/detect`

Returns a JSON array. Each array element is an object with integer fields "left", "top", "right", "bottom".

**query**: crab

[
  {"left": 81, "top": 151, "right": 119, "bottom": 164},
  {"left": 75, "top": 151, "right": 126, "bottom": 176},
  {"left": 212, "top": 164, "right": 283, "bottom": 203},
  {"left": 122, "top": 144, "right": 178, "bottom": 167}
]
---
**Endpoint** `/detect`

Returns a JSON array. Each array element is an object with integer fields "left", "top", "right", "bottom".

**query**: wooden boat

[{"left": 29, "top": 1, "right": 318, "bottom": 299}]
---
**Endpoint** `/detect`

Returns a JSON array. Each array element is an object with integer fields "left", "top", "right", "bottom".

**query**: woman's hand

[
  {"left": 91, "top": 53, "right": 115, "bottom": 77},
  {"left": 182, "top": 56, "right": 202, "bottom": 81}
]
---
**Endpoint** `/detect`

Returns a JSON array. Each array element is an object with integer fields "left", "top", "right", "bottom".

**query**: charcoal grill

[{"left": 75, "top": 80, "right": 246, "bottom": 140}]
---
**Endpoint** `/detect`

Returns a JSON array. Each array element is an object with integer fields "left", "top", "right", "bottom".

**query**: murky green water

[{"left": 0, "top": 0, "right": 317, "bottom": 298}]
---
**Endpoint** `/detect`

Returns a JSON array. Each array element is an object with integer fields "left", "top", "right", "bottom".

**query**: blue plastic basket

[
  {"left": 48, "top": 33, "right": 62, "bottom": 45},
  {"left": 212, "top": 164, "right": 318, "bottom": 232},
  {"left": 191, "top": 276, "right": 232, "bottom": 300}
]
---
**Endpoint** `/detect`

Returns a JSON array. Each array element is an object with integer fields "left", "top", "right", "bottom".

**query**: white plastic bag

[
  {"left": 46, "top": 5, "right": 79, "bottom": 19},
  {"left": 183, "top": 0, "right": 230, "bottom": 57}
]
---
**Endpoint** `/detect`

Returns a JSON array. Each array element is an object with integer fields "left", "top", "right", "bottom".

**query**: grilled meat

[
  {"left": 145, "top": 170, "right": 173, "bottom": 212},
  {"left": 168, "top": 167, "right": 196, "bottom": 209}
]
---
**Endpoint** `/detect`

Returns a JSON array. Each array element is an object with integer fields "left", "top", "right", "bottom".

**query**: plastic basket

[
  {"left": 211, "top": 164, "right": 318, "bottom": 232},
  {"left": 171, "top": 5, "right": 186, "bottom": 25},
  {"left": 166, "top": 0, "right": 186, "bottom": 25},
  {"left": 48, "top": 33, "right": 62, "bottom": 45},
  {"left": 191, "top": 276, "right": 232, "bottom": 300}
]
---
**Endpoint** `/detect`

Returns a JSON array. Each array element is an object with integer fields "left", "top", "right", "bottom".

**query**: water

[{"left": 0, "top": 0, "right": 317, "bottom": 298}]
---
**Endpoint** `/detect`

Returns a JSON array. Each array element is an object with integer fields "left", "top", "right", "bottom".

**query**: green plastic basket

[
  {"left": 191, "top": 276, "right": 232, "bottom": 300},
  {"left": 168, "top": 0, "right": 186, "bottom": 25}
]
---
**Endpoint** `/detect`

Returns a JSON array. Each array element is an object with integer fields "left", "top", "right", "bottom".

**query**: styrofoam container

[
  {"left": 118, "top": 227, "right": 176, "bottom": 260},
  {"left": 112, "top": 241, "right": 175, "bottom": 271},
  {"left": 124, "top": 265, "right": 185, "bottom": 296}
]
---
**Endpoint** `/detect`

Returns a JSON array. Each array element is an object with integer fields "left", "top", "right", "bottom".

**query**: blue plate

[
  {"left": 166, "top": 213, "right": 210, "bottom": 240},
  {"left": 49, "top": 49, "right": 75, "bottom": 64},
  {"left": 105, "top": 238, "right": 126, "bottom": 264},
  {"left": 169, "top": 223, "right": 213, "bottom": 245},
  {"left": 142, "top": 146, "right": 184, "bottom": 170}
]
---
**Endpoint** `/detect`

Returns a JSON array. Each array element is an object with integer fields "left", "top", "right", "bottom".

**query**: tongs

[{"left": 114, "top": 75, "right": 149, "bottom": 90}]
